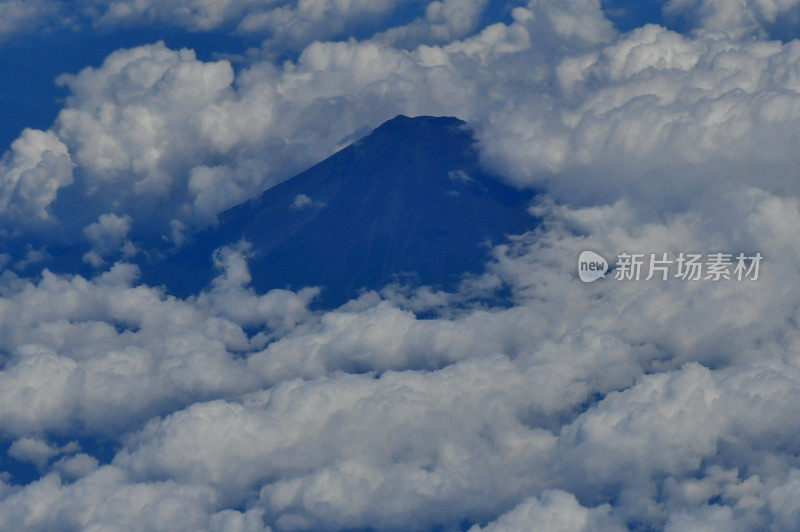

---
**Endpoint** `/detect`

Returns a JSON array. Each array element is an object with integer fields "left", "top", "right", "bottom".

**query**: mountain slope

[{"left": 148, "top": 115, "right": 537, "bottom": 305}]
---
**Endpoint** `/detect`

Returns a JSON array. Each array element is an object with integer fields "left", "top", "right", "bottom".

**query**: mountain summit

[{"left": 150, "top": 115, "right": 536, "bottom": 305}]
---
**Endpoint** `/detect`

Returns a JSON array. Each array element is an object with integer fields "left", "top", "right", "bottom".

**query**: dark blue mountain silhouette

[{"left": 145, "top": 115, "right": 537, "bottom": 305}]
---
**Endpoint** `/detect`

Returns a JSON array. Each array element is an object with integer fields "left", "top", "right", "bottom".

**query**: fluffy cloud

[
  {"left": 374, "top": 0, "right": 492, "bottom": 49},
  {"left": 0, "top": 129, "right": 73, "bottom": 225},
  {"left": 476, "top": 23, "right": 800, "bottom": 210},
  {"left": 0, "top": 0, "right": 480, "bottom": 53},
  {"left": 90, "top": 0, "right": 494, "bottom": 52},
  {"left": 7, "top": 438, "right": 79, "bottom": 470},
  {"left": 116, "top": 360, "right": 555, "bottom": 528},
  {"left": 0, "top": 0, "right": 64, "bottom": 42},
  {"left": 83, "top": 213, "right": 134, "bottom": 266},
  {"left": 0, "top": 466, "right": 269, "bottom": 531},
  {"left": 0, "top": 247, "right": 317, "bottom": 437},
  {"left": 470, "top": 491, "right": 622, "bottom": 532},
  {"left": 91, "top": 0, "right": 266, "bottom": 32},
  {"left": 0, "top": 182, "right": 797, "bottom": 528},
  {"left": 235, "top": 0, "right": 427, "bottom": 51},
  {"left": 664, "top": 0, "right": 800, "bottom": 39},
  {"left": 55, "top": 44, "right": 237, "bottom": 200}
]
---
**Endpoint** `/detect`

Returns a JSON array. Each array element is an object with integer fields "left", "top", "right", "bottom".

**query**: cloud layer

[{"left": 2, "top": 0, "right": 800, "bottom": 530}]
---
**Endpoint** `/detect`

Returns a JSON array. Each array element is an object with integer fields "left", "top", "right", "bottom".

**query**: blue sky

[{"left": 3, "top": 0, "right": 800, "bottom": 530}]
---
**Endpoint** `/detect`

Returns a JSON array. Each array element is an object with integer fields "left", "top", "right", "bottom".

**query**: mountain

[{"left": 144, "top": 115, "right": 537, "bottom": 306}]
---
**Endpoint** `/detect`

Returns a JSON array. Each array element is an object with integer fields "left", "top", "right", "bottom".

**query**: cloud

[
  {"left": 92, "top": 0, "right": 263, "bottom": 32},
  {"left": 235, "top": 0, "right": 427, "bottom": 52},
  {"left": 0, "top": 254, "right": 309, "bottom": 437},
  {"left": 469, "top": 490, "right": 622, "bottom": 532},
  {"left": 0, "top": 466, "right": 270, "bottom": 531},
  {"left": 83, "top": 213, "right": 133, "bottom": 255},
  {"left": 0, "top": 129, "right": 73, "bottom": 224},
  {"left": 7, "top": 438, "right": 79, "bottom": 470},
  {"left": 0, "top": 181, "right": 797, "bottom": 528},
  {"left": 363, "top": 0, "right": 492, "bottom": 49},
  {"left": 0, "top": 0, "right": 65, "bottom": 42},
  {"left": 664, "top": 0, "right": 800, "bottom": 39},
  {"left": 114, "top": 358, "right": 558, "bottom": 529},
  {"left": 475, "top": 23, "right": 800, "bottom": 211},
  {"left": 0, "top": 0, "right": 465, "bottom": 54},
  {"left": 52, "top": 453, "right": 99, "bottom": 480},
  {"left": 55, "top": 43, "right": 237, "bottom": 203},
  {"left": 0, "top": 0, "right": 480, "bottom": 54},
  {"left": 289, "top": 193, "right": 325, "bottom": 210},
  {"left": 90, "top": 0, "right": 496, "bottom": 53}
]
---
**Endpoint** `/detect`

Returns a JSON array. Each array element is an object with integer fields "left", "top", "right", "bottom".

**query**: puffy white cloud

[
  {"left": 55, "top": 44, "right": 237, "bottom": 200},
  {"left": 0, "top": 129, "right": 73, "bottom": 224},
  {"left": 52, "top": 453, "right": 99, "bottom": 481},
  {"left": 83, "top": 212, "right": 133, "bottom": 256},
  {"left": 90, "top": 0, "right": 427, "bottom": 44},
  {"left": 476, "top": 24, "right": 800, "bottom": 209},
  {"left": 92, "top": 0, "right": 265, "bottom": 32},
  {"left": 115, "top": 359, "right": 557, "bottom": 528},
  {"left": 0, "top": 182, "right": 797, "bottom": 528},
  {"left": 664, "top": 0, "right": 800, "bottom": 39},
  {"left": 87, "top": 0, "right": 499, "bottom": 54},
  {"left": 470, "top": 490, "right": 622, "bottom": 532},
  {"left": 0, "top": 466, "right": 270, "bottom": 532},
  {"left": 13, "top": 246, "right": 50, "bottom": 271},
  {"left": 235, "top": 0, "right": 426, "bottom": 51},
  {"left": 8, "top": 438, "right": 79, "bottom": 470},
  {"left": 0, "top": 249, "right": 316, "bottom": 437},
  {"left": 0, "top": 0, "right": 456, "bottom": 53},
  {"left": 0, "top": 0, "right": 64, "bottom": 42},
  {"left": 362, "top": 0, "right": 492, "bottom": 49}
]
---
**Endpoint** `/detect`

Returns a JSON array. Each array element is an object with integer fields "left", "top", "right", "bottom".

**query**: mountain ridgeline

[{"left": 147, "top": 115, "right": 537, "bottom": 306}]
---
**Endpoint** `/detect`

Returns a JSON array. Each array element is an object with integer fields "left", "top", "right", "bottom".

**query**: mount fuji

[{"left": 144, "top": 115, "right": 538, "bottom": 305}]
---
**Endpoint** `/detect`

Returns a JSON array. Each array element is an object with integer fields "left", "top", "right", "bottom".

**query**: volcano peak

[{"left": 147, "top": 116, "right": 537, "bottom": 306}]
